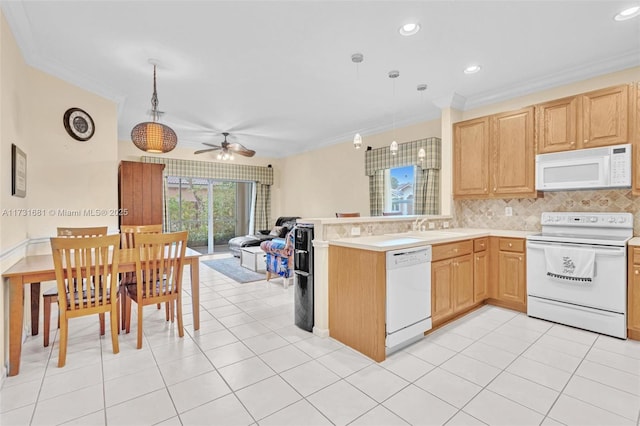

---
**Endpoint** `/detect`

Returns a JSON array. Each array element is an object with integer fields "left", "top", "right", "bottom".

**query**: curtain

[
  {"left": 253, "top": 183, "right": 271, "bottom": 231},
  {"left": 364, "top": 137, "right": 441, "bottom": 215}
]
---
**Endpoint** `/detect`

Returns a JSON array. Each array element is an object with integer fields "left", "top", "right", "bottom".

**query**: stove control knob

[
  {"left": 590, "top": 217, "right": 598, "bottom": 223},
  {"left": 608, "top": 217, "right": 616, "bottom": 223},
  {"left": 617, "top": 217, "right": 626, "bottom": 224}
]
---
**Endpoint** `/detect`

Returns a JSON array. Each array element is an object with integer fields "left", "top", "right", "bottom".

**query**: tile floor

[{"left": 1, "top": 257, "right": 640, "bottom": 426}]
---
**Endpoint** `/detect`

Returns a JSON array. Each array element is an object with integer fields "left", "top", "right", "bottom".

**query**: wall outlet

[
  {"left": 428, "top": 222, "right": 435, "bottom": 229},
  {"left": 442, "top": 221, "right": 449, "bottom": 229},
  {"left": 505, "top": 206, "right": 513, "bottom": 217},
  {"left": 351, "top": 227, "right": 361, "bottom": 236}
]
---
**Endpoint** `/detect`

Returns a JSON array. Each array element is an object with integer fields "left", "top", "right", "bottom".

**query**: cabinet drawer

[
  {"left": 498, "top": 238, "right": 524, "bottom": 253},
  {"left": 633, "top": 247, "right": 640, "bottom": 265},
  {"left": 474, "top": 238, "right": 488, "bottom": 252},
  {"left": 432, "top": 240, "right": 473, "bottom": 261}
]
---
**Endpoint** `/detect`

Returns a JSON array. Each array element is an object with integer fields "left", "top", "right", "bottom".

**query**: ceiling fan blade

[
  {"left": 202, "top": 142, "right": 221, "bottom": 148},
  {"left": 227, "top": 142, "right": 249, "bottom": 151},
  {"left": 194, "top": 147, "right": 221, "bottom": 154},
  {"left": 234, "top": 148, "right": 256, "bottom": 157}
]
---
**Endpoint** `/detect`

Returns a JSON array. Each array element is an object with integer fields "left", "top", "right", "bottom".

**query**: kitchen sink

[{"left": 386, "top": 230, "right": 467, "bottom": 240}]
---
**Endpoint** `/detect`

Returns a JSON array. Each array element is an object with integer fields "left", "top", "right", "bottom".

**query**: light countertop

[
  {"left": 629, "top": 237, "right": 640, "bottom": 247},
  {"left": 329, "top": 228, "right": 535, "bottom": 252}
]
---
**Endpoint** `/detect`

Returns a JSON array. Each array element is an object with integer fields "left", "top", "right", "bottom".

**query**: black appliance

[{"left": 294, "top": 224, "right": 314, "bottom": 332}]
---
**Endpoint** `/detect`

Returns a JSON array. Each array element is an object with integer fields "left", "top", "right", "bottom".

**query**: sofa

[
  {"left": 260, "top": 229, "right": 294, "bottom": 288},
  {"left": 228, "top": 216, "right": 299, "bottom": 257}
]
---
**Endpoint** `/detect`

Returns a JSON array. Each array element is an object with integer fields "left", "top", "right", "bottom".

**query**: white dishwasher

[{"left": 386, "top": 245, "right": 432, "bottom": 353}]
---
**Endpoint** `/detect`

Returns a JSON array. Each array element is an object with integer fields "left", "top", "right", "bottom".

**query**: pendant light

[
  {"left": 417, "top": 84, "right": 428, "bottom": 162},
  {"left": 389, "top": 70, "right": 399, "bottom": 155},
  {"left": 131, "top": 61, "right": 178, "bottom": 153},
  {"left": 352, "top": 53, "right": 364, "bottom": 149}
]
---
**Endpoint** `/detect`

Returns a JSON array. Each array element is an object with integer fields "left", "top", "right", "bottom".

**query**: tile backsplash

[{"left": 454, "top": 189, "right": 640, "bottom": 235}]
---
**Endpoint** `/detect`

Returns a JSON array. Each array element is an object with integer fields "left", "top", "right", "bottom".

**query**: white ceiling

[{"left": 3, "top": 1, "right": 639, "bottom": 158}]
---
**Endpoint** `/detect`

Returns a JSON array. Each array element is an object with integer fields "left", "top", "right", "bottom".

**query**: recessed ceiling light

[
  {"left": 464, "top": 64, "right": 481, "bottom": 74},
  {"left": 399, "top": 22, "right": 421, "bottom": 36},
  {"left": 614, "top": 5, "right": 640, "bottom": 21}
]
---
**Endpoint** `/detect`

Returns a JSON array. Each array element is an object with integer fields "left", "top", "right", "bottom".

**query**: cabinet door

[
  {"left": 474, "top": 250, "right": 489, "bottom": 302},
  {"left": 119, "top": 161, "right": 165, "bottom": 226},
  {"left": 454, "top": 254, "right": 474, "bottom": 312},
  {"left": 453, "top": 117, "right": 490, "bottom": 197},
  {"left": 498, "top": 251, "right": 526, "bottom": 307},
  {"left": 535, "top": 96, "right": 578, "bottom": 153},
  {"left": 629, "top": 249, "right": 640, "bottom": 340},
  {"left": 432, "top": 259, "right": 454, "bottom": 322},
  {"left": 491, "top": 107, "right": 536, "bottom": 197},
  {"left": 581, "top": 84, "right": 629, "bottom": 148}
]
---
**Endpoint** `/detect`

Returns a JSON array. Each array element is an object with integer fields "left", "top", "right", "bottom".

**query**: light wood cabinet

[
  {"left": 474, "top": 238, "right": 489, "bottom": 302},
  {"left": 454, "top": 107, "right": 536, "bottom": 199},
  {"left": 491, "top": 107, "right": 536, "bottom": 197},
  {"left": 118, "top": 161, "right": 165, "bottom": 227},
  {"left": 535, "top": 84, "right": 631, "bottom": 154},
  {"left": 431, "top": 240, "right": 474, "bottom": 324},
  {"left": 491, "top": 237, "right": 527, "bottom": 312},
  {"left": 628, "top": 247, "right": 640, "bottom": 341},
  {"left": 453, "top": 117, "right": 490, "bottom": 197}
]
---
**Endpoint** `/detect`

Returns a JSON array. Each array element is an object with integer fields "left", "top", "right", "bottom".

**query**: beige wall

[
  {"left": 278, "top": 119, "right": 442, "bottom": 218},
  {"left": 1, "top": 10, "right": 119, "bottom": 378}
]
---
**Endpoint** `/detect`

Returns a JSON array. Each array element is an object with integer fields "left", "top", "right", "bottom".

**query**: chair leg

[
  {"left": 120, "top": 288, "right": 127, "bottom": 330},
  {"left": 165, "top": 301, "right": 170, "bottom": 321},
  {"left": 176, "top": 298, "right": 184, "bottom": 338},
  {"left": 110, "top": 305, "right": 120, "bottom": 354},
  {"left": 58, "top": 315, "right": 68, "bottom": 368},
  {"left": 125, "top": 295, "right": 132, "bottom": 334},
  {"left": 99, "top": 313, "right": 105, "bottom": 336},
  {"left": 137, "top": 303, "right": 144, "bottom": 349},
  {"left": 157, "top": 303, "right": 161, "bottom": 310},
  {"left": 43, "top": 297, "right": 51, "bottom": 347}
]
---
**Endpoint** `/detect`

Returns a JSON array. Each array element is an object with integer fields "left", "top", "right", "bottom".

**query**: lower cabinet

[
  {"left": 491, "top": 237, "right": 527, "bottom": 312},
  {"left": 431, "top": 240, "right": 474, "bottom": 324},
  {"left": 474, "top": 238, "right": 489, "bottom": 302},
  {"left": 629, "top": 247, "right": 640, "bottom": 340}
]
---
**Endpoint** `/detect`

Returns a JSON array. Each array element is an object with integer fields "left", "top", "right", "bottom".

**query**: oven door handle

[{"left": 527, "top": 241, "right": 625, "bottom": 256}]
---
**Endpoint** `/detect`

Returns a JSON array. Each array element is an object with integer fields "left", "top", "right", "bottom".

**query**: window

[{"left": 384, "top": 165, "right": 416, "bottom": 215}]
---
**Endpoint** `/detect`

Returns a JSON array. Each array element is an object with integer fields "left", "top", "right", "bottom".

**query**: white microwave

[{"left": 535, "top": 144, "right": 631, "bottom": 191}]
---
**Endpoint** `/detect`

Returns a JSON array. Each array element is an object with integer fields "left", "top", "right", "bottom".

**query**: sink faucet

[{"left": 413, "top": 217, "right": 427, "bottom": 231}]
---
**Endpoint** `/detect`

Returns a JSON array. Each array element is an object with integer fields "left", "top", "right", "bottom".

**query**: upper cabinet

[
  {"left": 453, "top": 117, "right": 490, "bottom": 197},
  {"left": 536, "top": 84, "right": 631, "bottom": 154},
  {"left": 453, "top": 107, "right": 536, "bottom": 199},
  {"left": 633, "top": 83, "right": 640, "bottom": 196}
]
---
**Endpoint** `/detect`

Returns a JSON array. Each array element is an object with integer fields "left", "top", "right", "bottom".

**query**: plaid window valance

[
  {"left": 364, "top": 137, "right": 441, "bottom": 176},
  {"left": 141, "top": 156, "right": 273, "bottom": 185}
]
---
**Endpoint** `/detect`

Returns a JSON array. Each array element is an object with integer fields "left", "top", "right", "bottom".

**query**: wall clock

[{"left": 63, "top": 107, "right": 95, "bottom": 141}]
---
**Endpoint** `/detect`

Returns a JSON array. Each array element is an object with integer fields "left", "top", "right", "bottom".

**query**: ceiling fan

[{"left": 194, "top": 132, "right": 255, "bottom": 159}]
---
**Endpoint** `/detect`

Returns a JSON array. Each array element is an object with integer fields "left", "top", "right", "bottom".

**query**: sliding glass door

[{"left": 167, "top": 177, "right": 254, "bottom": 254}]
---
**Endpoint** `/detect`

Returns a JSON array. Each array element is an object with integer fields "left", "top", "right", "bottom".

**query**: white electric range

[{"left": 526, "top": 212, "right": 633, "bottom": 339}]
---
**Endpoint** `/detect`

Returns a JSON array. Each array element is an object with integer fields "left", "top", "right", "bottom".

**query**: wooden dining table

[{"left": 2, "top": 247, "right": 201, "bottom": 376}]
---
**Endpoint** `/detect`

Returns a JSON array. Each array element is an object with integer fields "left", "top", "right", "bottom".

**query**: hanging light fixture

[
  {"left": 131, "top": 61, "right": 178, "bottom": 153},
  {"left": 417, "top": 84, "right": 428, "bottom": 163},
  {"left": 389, "top": 70, "right": 399, "bottom": 155},
  {"left": 352, "top": 53, "right": 364, "bottom": 149}
]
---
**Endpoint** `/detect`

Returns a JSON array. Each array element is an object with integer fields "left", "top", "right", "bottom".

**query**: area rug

[{"left": 202, "top": 257, "right": 266, "bottom": 283}]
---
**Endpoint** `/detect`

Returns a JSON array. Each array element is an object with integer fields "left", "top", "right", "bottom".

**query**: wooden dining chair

[
  {"left": 43, "top": 226, "right": 108, "bottom": 347},
  {"left": 124, "top": 231, "right": 188, "bottom": 349},
  {"left": 50, "top": 234, "right": 121, "bottom": 367},
  {"left": 119, "top": 224, "right": 163, "bottom": 329},
  {"left": 335, "top": 212, "right": 360, "bottom": 218}
]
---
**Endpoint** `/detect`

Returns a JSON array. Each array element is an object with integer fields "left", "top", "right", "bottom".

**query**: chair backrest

[
  {"left": 335, "top": 212, "right": 360, "bottom": 218},
  {"left": 382, "top": 211, "right": 402, "bottom": 216},
  {"left": 57, "top": 226, "right": 108, "bottom": 237},
  {"left": 120, "top": 224, "right": 163, "bottom": 249},
  {"left": 50, "top": 234, "right": 120, "bottom": 314},
  {"left": 134, "top": 231, "right": 188, "bottom": 301}
]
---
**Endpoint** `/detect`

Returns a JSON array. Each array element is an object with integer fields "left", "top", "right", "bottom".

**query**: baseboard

[{"left": 313, "top": 326, "right": 329, "bottom": 338}]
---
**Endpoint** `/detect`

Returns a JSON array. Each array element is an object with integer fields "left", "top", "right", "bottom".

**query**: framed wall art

[{"left": 11, "top": 144, "right": 26, "bottom": 197}]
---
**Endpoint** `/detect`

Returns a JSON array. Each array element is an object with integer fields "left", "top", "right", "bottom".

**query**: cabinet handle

[
  {"left": 508, "top": 243, "right": 513, "bottom": 247},
  {"left": 493, "top": 187, "right": 497, "bottom": 191},
  {"left": 477, "top": 256, "right": 480, "bottom": 260},
  {"left": 454, "top": 248, "right": 458, "bottom": 252},
  {"left": 570, "top": 141, "right": 575, "bottom": 146},
  {"left": 484, "top": 187, "right": 487, "bottom": 191},
  {"left": 519, "top": 257, "right": 522, "bottom": 261},
  {"left": 584, "top": 139, "right": 588, "bottom": 143},
  {"left": 636, "top": 269, "right": 639, "bottom": 275}
]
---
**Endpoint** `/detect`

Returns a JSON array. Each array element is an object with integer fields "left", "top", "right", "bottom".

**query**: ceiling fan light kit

[
  {"left": 131, "top": 62, "right": 178, "bottom": 153},
  {"left": 194, "top": 132, "right": 255, "bottom": 160}
]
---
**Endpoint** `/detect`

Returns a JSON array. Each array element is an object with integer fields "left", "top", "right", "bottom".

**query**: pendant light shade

[
  {"left": 131, "top": 64, "right": 178, "bottom": 153},
  {"left": 353, "top": 133, "right": 362, "bottom": 149},
  {"left": 390, "top": 140, "right": 398, "bottom": 155}
]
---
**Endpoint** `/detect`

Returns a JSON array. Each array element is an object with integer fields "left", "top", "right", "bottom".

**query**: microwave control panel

[{"left": 610, "top": 145, "right": 631, "bottom": 186}]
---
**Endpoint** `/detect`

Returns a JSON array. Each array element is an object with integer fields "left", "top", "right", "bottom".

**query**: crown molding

[{"left": 463, "top": 49, "right": 640, "bottom": 110}]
